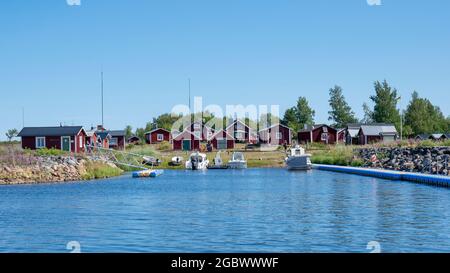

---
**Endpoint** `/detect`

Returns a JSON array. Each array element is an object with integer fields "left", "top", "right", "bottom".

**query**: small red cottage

[
  {"left": 85, "top": 129, "right": 98, "bottom": 147},
  {"left": 259, "top": 124, "right": 292, "bottom": 145},
  {"left": 17, "top": 126, "right": 87, "bottom": 153},
  {"left": 298, "top": 124, "right": 338, "bottom": 145},
  {"left": 145, "top": 128, "right": 171, "bottom": 144},
  {"left": 226, "top": 119, "right": 257, "bottom": 144},
  {"left": 185, "top": 122, "right": 214, "bottom": 141},
  {"left": 172, "top": 130, "right": 201, "bottom": 151},
  {"left": 336, "top": 129, "right": 346, "bottom": 144},
  {"left": 95, "top": 131, "right": 111, "bottom": 149},
  {"left": 209, "top": 129, "right": 235, "bottom": 150}
]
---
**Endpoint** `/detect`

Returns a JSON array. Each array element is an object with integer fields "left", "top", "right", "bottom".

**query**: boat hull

[
  {"left": 228, "top": 161, "right": 247, "bottom": 169},
  {"left": 286, "top": 155, "right": 312, "bottom": 171}
]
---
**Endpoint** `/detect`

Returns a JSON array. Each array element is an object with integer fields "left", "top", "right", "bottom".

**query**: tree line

[
  {"left": 281, "top": 80, "right": 450, "bottom": 137},
  {"left": 126, "top": 80, "right": 450, "bottom": 141}
]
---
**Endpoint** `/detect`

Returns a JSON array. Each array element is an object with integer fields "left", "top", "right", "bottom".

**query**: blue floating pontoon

[
  {"left": 132, "top": 169, "right": 164, "bottom": 178},
  {"left": 313, "top": 164, "right": 450, "bottom": 188}
]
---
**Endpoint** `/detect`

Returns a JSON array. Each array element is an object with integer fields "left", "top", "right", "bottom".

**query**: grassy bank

[
  {"left": 310, "top": 145, "right": 364, "bottom": 167},
  {"left": 81, "top": 161, "right": 124, "bottom": 180}
]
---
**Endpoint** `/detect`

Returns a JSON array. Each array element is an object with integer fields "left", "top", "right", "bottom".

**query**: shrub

[
  {"left": 35, "top": 148, "right": 67, "bottom": 157},
  {"left": 418, "top": 140, "right": 436, "bottom": 148},
  {"left": 157, "top": 141, "right": 171, "bottom": 151},
  {"left": 82, "top": 161, "right": 123, "bottom": 180}
]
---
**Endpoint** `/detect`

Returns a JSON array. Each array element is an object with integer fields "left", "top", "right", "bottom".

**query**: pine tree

[
  {"left": 282, "top": 107, "right": 299, "bottom": 133},
  {"left": 369, "top": 80, "right": 401, "bottom": 128},
  {"left": 295, "top": 97, "right": 315, "bottom": 129},
  {"left": 328, "top": 85, "right": 358, "bottom": 128}
]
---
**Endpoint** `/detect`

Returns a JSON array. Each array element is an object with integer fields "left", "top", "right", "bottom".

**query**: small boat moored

[
  {"left": 132, "top": 169, "right": 164, "bottom": 178},
  {"left": 285, "top": 145, "right": 312, "bottom": 171},
  {"left": 142, "top": 156, "right": 161, "bottom": 167},
  {"left": 185, "top": 152, "right": 209, "bottom": 170},
  {"left": 169, "top": 156, "right": 184, "bottom": 166},
  {"left": 228, "top": 152, "right": 247, "bottom": 169},
  {"left": 207, "top": 151, "right": 229, "bottom": 170}
]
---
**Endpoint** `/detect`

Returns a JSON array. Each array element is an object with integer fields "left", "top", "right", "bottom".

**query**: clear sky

[{"left": 1, "top": 0, "right": 449, "bottom": 140}]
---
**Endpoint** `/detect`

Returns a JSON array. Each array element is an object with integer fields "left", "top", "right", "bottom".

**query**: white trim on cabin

[
  {"left": 60, "top": 136, "right": 71, "bottom": 152},
  {"left": 35, "top": 137, "right": 46, "bottom": 149}
]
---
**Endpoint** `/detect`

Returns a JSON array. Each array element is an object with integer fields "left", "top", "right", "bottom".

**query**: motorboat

[
  {"left": 169, "top": 156, "right": 183, "bottom": 166},
  {"left": 207, "top": 151, "right": 229, "bottom": 169},
  {"left": 185, "top": 152, "right": 209, "bottom": 170},
  {"left": 285, "top": 145, "right": 312, "bottom": 170},
  {"left": 142, "top": 156, "right": 161, "bottom": 167},
  {"left": 228, "top": 152, "right": 247, "bottom": 169},
  {"left": 132, "top": 169, "right": 164, "bottom": 178}
]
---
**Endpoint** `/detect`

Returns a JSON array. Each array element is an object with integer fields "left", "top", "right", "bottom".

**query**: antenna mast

[
  {"left": 188, "top": 78, "right": 191, "bottom": 110},
  {"left": 101, "top": 70, "right": 104, "bottom": 127}
]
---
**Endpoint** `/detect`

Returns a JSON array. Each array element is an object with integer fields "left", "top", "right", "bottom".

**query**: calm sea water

[{"left": 0, "top": 168, "right": 450, "bottom": 253}]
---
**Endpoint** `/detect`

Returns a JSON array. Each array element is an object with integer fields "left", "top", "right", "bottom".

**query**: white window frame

[
  {"left": 36, "top": 137, "right": 46, "bottom": 149},
  {"left": 157, "top": 134, "right": 164, "bottom": 141},
  {"left": 276, "top": 132, "right": 282, "bottom": 140},
  {"left": 110, "top": 137, "right": 118, "bottom": 146},
  {"left": 79, "top": 135, "right": 83, "bottom": 148},
  {"left": 321, "top": 133, "right": 328, "bottom": 141},
  {"left": 235, "top": 132, "right": 244, "bottom": 139}
]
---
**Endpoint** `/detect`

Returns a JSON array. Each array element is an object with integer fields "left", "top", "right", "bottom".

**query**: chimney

[{"left": 97, "top": 125, "right": 105, "bottom": 131}]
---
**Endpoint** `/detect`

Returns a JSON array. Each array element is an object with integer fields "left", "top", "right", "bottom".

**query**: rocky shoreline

[
  {"left": 0, "top": 155, "right": 123, "bottom": 185},
  {"left": 359, "top": 146, "right": 450, "bottom": 176}
]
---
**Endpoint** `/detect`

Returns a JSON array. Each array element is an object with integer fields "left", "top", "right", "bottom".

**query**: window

[
  {"left": 36, "top": 137, "right": 46, "bottom": 149},
  {"left": 157, "top": 134, "right": 164, "bottom": 141},
  {"left": 193, "top": 123, "right": 201, "bottom": 130},
  {"left": 110, "top": 137, "right": 118, "bottom": 146},
  {"left": 194, "top": 131, "right": 201, "bottom": 138},
  {"left": 79, "top": 136, "right": 83, "bottom": 148},
  {"left": 276, "top": 132, "right": 282, "bottom": 140},
  {"left": 235, "top": 132, "right": 244, "bottom": 139},
  {"left": 321, "top": 133, "right": 328, "bottom": 141}
]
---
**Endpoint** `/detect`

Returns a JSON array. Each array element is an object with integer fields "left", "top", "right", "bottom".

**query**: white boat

[
  {"left": 228, "top": 152, "right": 247, "bottom": 169},
  {"left": 208, "top": 151, "right": 229, "bottom": 169},
  {"left": 285, "top": 145, "right": 312, "bottom": 170},
  {"left": 169, "top": 156, "right": 183, "bottom": 166},
  {"left": 185, "top": 152, "right": 209, "bottom": 170}
]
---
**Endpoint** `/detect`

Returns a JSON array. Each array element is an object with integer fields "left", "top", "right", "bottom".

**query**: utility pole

[
  {"left": 399, "top": 96, "right": 403, "bottom": 141},
  {"left": 101, "top": 70, "right": 104, "bottom": 127},
  {"left": 22, "top": 107, "right": 25, "bottom": 128},
  {"left": 188, "top": 78, "right": 191, "bottom": 110}
]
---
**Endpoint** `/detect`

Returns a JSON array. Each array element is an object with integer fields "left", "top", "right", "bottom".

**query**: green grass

[
  {"left": 81, "top": 161, "right": 123, "bottom": 180},
  {"left": 311, "top": 145, "right": 362, "bottom": 166},
  {"left": 34, "top": 148, "right": 68, "bottom": 157}
]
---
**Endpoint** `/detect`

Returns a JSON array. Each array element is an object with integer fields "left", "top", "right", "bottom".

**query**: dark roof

[
  {"left": 18, "top": 126, "right": 83, "bottom": 137},
  {"left": 299, "top": 124, "right": 335, "bottom": 133},
  {"left": 108, "top": 130, "right": 126, "bottom": 137},
  {"left": 145, "top": 128, "right": 170, "bottom": 134},
  {"left": 96, "top": 131, "right": 111, "bottom": 140},
  {"left": 127, "top": 136, "right": 140, "bottom": 141}
]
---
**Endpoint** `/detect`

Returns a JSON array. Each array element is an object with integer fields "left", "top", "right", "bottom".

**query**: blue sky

[{"left": 1, "top": 0, "right": 449, "bottom": 140}]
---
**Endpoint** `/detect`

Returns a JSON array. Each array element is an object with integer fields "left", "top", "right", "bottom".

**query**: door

[
  {"left": 182, "top": 140, "right": 191, "bottom": 151},
  {"left": 217, "top": 139, "right": 227, "bottom": 150},
  {"left": 62, "top": 136, "right": 71, "bottom": 152}
]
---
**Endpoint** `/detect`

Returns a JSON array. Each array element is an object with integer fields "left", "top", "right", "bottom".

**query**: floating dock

[
  {"left": 313, "top": 164, "right": 450, "bottom": 188},
  {"left": 132, "top": 169, "right": 164, "bottom": 178}
]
